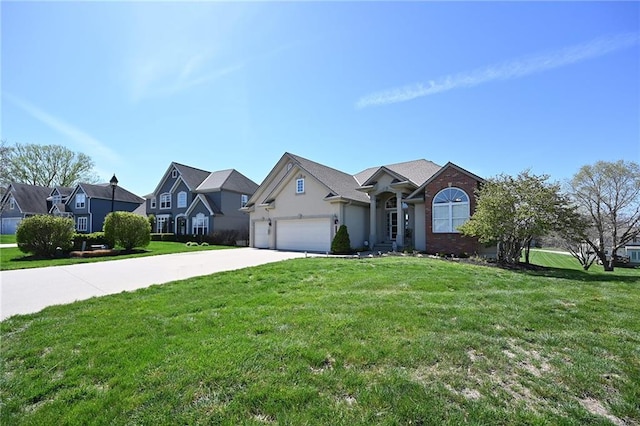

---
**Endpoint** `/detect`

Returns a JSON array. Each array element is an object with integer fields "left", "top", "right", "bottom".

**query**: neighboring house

[
  {"left": 67, "top": 183, "right": 145, "bottom": 233},
  {"left": 0, "top": 182, "right": 52, "bottom": 234},
  {"left": 242, "top": 152, "right": 489, "bottom": 255},
  {"left": 0, "top": 181, "right": 144, "bottom": 234},
  {"left": 623, "top": 234, "right": 640, "bottom": 266},
  {"left": 146, "top": 162, "right": 258, "bottom": 237}
]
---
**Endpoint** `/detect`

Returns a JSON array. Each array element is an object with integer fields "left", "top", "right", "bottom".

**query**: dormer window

[{"left": 296, "top": 178, "right": 305, "bottom": 194}]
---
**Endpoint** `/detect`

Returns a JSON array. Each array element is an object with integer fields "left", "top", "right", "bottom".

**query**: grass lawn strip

[
  {"left": 1, "top": 253, "right": 638, "bottom": 424},
  {"left": 0, "top": 241, "right": 235, "bottom": 271}
]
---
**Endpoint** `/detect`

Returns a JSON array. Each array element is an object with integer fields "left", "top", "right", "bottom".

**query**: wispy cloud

[
  {"left": 3, "top": 92, "right": 121, "bottom": 165},
  {"left": 356, "top": 32, "right": 640, "bottom": 109}
]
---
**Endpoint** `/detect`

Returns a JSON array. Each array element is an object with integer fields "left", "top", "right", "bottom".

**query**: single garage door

[
  {"left": 253, "top": 221, "right": 270, "bottom": 249},
  {"left": 1, "top": 217, "right": 22, "bottom": 235},
  {"left": 276, "top": 218, "right": 331, "bottom": 252}
]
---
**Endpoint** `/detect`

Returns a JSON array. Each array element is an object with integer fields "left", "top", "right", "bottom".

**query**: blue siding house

[
  {"left": 0, "top": 183, "right": 51, "bottom": 234},
  {"left": 67, "top": 183, "right": 145, "bottom": 233},
  {"left": 0, "top": 181, "right": 144, "bottom": 234},
  {"left": 147, "top": 162, "right": 258, "bottom": 237}
]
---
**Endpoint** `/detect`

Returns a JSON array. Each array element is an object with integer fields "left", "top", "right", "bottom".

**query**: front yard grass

[
  {"left": 0, "top": 241, "right": 235, "bottom": 271},
  {"left": 1, "top": 254, "right": 638, "bottom": 424},
  {"left": 0, "top": 234, "right": 16, "bottom": 244}
]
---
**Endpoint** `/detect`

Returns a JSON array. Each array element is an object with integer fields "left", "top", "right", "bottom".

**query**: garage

[
  {"left": 276, "top": 218, "right": 331, "bottom": 252},
  {"left": 253, "top": 221, "right": 270, "bottom": 249},
  {"left": 1, "top": 217, "right": 22, "bottom": 235}
]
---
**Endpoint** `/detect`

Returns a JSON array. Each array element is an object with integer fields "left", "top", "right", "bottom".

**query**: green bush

[
  {"left": 331, "top": 225, "right": 351, "bottom": 254},
  {"left": 72, "top": 232, "right": 107, "bottom": 250},
  {"left": 151, "top": 233, "right": 176, "bottom": 242},
  {"left": 16, "top": 215, "right": 75, "bottom": 258},
  {"left": 103, "top": 212, "right": 151, "bottom": 251}
]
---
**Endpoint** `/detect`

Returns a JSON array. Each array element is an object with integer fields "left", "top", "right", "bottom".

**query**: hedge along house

[
  {"left": 66, "top": 183, "right": 145, "bottom": 233},
  {"left": 146, "top": 162, "right": 258, "bottom": 238},
  {"left": 243, "top": 152, "right": 488, "bottom": 255}
]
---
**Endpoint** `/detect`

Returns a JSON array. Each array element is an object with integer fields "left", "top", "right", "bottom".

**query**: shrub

[
  {"left": 103, "top": 212, "right": 151, "bottom": 251},
  {"left": 331, "top": 225, "right": 351, "bottom": 254},
  {"left": 151, "top": 233, "right": 176, "bottom": 242},
  {"left": 147, "top": 214, "right": 155, "bottom": 232},
  {"left": 72, "top": 232, "right": 107, "bottom": 250},
  {"left": 16, "top": 215, "right": 75, "bottom": 257}
]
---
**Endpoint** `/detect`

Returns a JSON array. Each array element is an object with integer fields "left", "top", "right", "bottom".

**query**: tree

[
  {"left": 459, "top": 171, "right": 575, "bottom": 265},
  {"left": 0, "top": 141, "right": 99, "bottom": 188},
  {"left": 331, "top": 224, "right": 351, "bottom": 254},
  {"left": 16, "top": 215, "right": 75, "bottom": 258},
  {"left": 569, "top": 160, "right": 640, "bottom": 271},
  {"left": 103, "top": 212, "right": 151, "bottom": 251}
]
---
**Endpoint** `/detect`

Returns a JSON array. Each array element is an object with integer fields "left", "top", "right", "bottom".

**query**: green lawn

[
  {"left": 0, "top": 234, "right": 16, "bottom": 244},
  {"left": 1, "top": 254, "right": 638, "bottom": 425},
  {"left": 0, "top": 241, "right": 234, "bottom": 271}
]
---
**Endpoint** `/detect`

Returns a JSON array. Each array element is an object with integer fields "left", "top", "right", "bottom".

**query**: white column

[
  {"left": 369, "top": 195, "right": 376, "bottom": 250},
  {"left": 396, "top": 192, "right": 404, "bottom": 248}
]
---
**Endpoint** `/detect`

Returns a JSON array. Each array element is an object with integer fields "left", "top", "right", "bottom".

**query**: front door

[{"left": 387, "top": 211, "right": 398, "bottom": 240}]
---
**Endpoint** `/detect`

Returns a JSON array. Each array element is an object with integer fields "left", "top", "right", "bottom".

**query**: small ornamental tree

[
  {"left": 103, "top": 212, "right": 151, "bottom": 251},
  {"left": 16, "top": 215, "right": 75, "bottom": 257},
  {"left": 331, "top": 225, "right": 351, "bottom": 254}
]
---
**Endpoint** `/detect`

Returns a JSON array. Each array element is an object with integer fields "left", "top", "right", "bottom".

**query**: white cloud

[
  {"left": 3, "top": 92, "right": 121, "bottom": 165},
  {"left": 356, "top": 32, "right": 640, "bottom": 109}
]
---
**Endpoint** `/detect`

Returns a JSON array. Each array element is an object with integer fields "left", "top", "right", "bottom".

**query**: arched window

[
  {"left": 432, "top": 187, "right": 470, "bottom": 233},
  {"left": 177, "top": 191, "right": 187, "bottom": 208}
]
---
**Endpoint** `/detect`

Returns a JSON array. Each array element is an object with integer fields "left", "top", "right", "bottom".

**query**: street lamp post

[{"left": 110, "top": 174, "right": 119, "bottom": 213}]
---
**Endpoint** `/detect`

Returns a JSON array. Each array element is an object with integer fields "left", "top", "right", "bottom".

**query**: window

[
  {"left": 156, "top": 215, "right": 170, "bottom": 233},
  {"left": 75, "top": 193, "right": 86, "bottom": 209},
  {"left": 177, "top": 191, "right": 187, "bottom": 208},
  {"left": 51, "top": 194, "right": 62, "bottom": 204},
  {"left": 160, "top": 193, "right": 171, "bottom": 209},
  {"left": 9, "top": 197, "right": 15, "bottom": 210},
  {"left": 150, "top": 197, "right": 156, "bottom": 209},
  {"left": 172, "top": 169, "right": 178, "bottom": 178},
  {"left": 192, "top": 213, "right": 209, "bottom": 235},
  {"left": 631, "top": 251, "right": 640, "bottom": 262},
  {"left": 432, "top": 187, "right": 470, "bottom": 233},
  {"left": 76, "top": 217, "right": 88, "bottom": 232},
  {"left": 241, "top": 194, "right": 249, "bottom": 208},
  {"left": 296, "top": 178, "right": 305, "bottom": 194}
]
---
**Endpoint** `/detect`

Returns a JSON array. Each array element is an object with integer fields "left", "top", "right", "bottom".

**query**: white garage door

[
  {"left": 277, "top": 218, "right": 331, "bottom": 252},
  {"left": 253, "top": 221, "right": 270, "bottom": 249},
  {"left": 1, "top": 218, "right": 22, "bottom": 235}
]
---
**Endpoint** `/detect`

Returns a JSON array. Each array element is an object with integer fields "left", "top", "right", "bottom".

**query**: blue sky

[{"left": 2, "top": 1, "right": 638, "bottom": 197}]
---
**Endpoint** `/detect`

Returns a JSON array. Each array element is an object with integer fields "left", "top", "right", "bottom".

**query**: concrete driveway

[{"left": 0, "top": 248, "right": 306, "bottom": 320}]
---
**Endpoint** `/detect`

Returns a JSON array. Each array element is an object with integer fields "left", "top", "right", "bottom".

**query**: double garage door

[
  {"left": 254, "top": 218, "right": 332, "bottom": 252},
  {"left": 277, "top": 218, "right": 331, "bottom": 252}
]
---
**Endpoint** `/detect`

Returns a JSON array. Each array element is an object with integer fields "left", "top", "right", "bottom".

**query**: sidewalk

[{"left": 0, "top": 248, "right": 306, "bottom": 320}]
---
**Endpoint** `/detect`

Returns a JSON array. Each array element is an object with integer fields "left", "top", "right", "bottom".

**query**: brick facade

[{"left": 424, "top": 164, "right": 483, "bottom": 255}]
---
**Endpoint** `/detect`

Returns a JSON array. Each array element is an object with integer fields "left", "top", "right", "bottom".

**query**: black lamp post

[{"left": 110, "top": 174, "right": 119, "bottom": 213}]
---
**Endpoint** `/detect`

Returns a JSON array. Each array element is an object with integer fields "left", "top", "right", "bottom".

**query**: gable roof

[
  {"left": 3, "top": 182, "right": 51, "bottom": 214},
  {"left": 73, "top": 183, "right": 144, "bottom": 204},
  {"left": 196, "top": 169, "right": 259, "bottom": 194},
  {"left": 50, "top": 186, "right": 74, "bottom": 198},
  {"left": 354, "top": 159, "right": 442, "bottom": 187},
  {"left": 285, "top": 153, "right": 370, "bottom": 203},
  {"left": 407, "top": 162, "right": 485, "bottom": 200},
  {"left": 173, "top": 163, "right": 211, "bottom": 190}
]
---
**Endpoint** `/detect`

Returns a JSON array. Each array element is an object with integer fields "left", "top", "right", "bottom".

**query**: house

[
  {"left": 0, "top": 181, "right": 144, "bottom": 234},
  {"left": 0, "top": 182, "right": 52, "bottom": 234},
  {"left": 242, "top": 152, "right": 488, "bottom": 255},
  {"left": 622, "top": 234, "right": 640, "bottom": 266},
  {"left": 146, "top": 162, "right": 258, "bottom": 237},
  {"left": 66, "top": 183, "right": 145, "bottom": 233}
]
